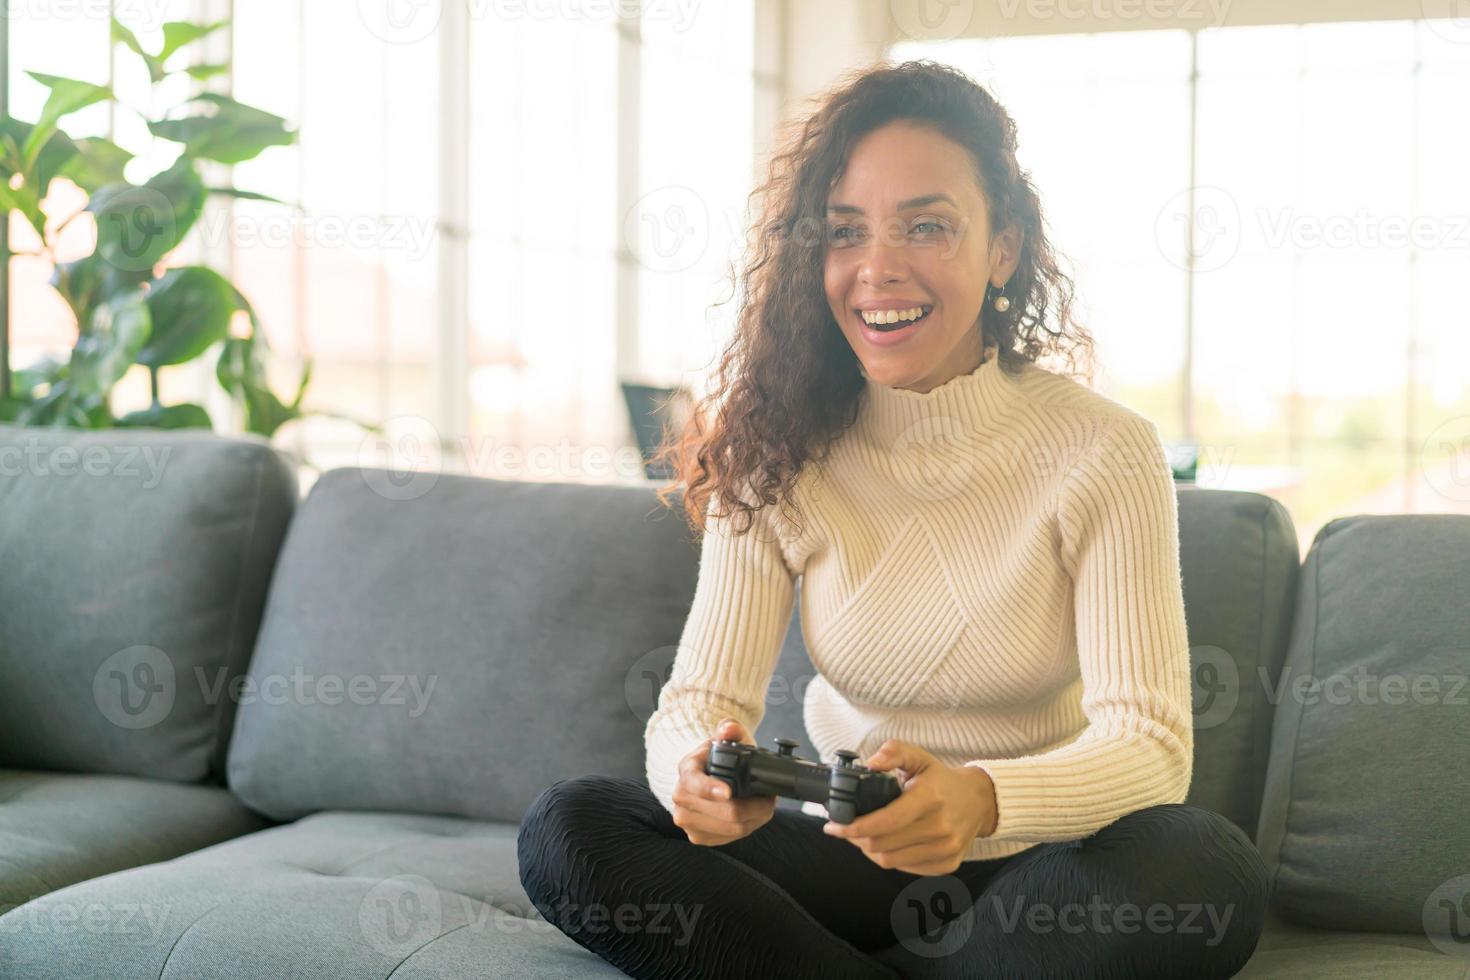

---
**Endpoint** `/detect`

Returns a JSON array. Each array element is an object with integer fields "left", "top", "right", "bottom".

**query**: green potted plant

[{"left": 0, "top": 16, "right": 371, "bottom": 445}]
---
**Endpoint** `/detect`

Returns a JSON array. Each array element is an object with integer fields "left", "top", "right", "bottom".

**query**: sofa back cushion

[
  {"left": 0, "top": 425, "right": 297, "bottom": 782},
  {"left": 1175, "top": 488, "right": 1300, "bottom": 839},
  {"left": 225, "top": 469, "right": 701, "bottom": 823},
  {"left": 1255, "top": 514, "right": 1470, "bottom": 932}
]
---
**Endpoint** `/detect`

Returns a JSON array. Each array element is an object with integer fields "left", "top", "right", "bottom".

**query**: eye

[
  {"left": 912, "top": 220, "right": 946, "bottom": 235},
  {"left": 827, "top": 224, "right": 861, "bottom": 244}
]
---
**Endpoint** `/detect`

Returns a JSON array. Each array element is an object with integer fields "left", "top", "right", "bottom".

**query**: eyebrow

[{"left": 825, "top": 193, "right": 960, "bottom": 215}]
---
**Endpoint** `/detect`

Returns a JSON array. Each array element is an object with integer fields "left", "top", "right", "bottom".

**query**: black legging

[{"left": 517, "top": 775, "right": 1270, "bottom": 980}]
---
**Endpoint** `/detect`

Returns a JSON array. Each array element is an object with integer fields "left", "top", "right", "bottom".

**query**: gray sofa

[{"left": 0, "top": 424, "right": 1466, "bottom": 978}]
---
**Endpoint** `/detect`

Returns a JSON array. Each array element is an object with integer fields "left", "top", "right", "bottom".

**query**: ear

[{"left": 989, "top": 223, "right": 1023, "bottom": 285}]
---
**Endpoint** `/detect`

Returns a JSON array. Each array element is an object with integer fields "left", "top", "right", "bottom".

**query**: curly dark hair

[{"left": 650, "top": 58, "right": 1097, "bottom": 538}]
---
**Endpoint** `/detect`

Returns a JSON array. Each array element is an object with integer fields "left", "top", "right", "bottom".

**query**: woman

[{"left": 518, "top": 59, "right": 1270, "bottom": 979}]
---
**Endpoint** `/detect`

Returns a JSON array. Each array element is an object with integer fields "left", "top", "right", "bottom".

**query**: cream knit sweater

[{"left": 643, "top": 345, "right": 1194, "bottom": 862}]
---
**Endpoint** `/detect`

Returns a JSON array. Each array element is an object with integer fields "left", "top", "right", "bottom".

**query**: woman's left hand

[{"left": 822, "top": 739, "right": 998, "bottom": 876}]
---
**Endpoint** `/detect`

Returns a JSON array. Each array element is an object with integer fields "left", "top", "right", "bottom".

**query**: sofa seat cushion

[
  {"left": 0, "top": 769, "right": 271, "bottom": 915},
  {"left": 0, "top": 811, "right": 624, "bottom": 979},
  {"left": 1236, "top": 910, "right": 1466, "bottom": 978}
]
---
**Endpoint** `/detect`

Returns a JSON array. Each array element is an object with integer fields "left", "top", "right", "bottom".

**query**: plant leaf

[
  {"left": 206, "top": 186, "right": 287, "bottom": 205},
  {"left": 159, "top": 20, "right": 230, "bottom": 63},
  {"left": 69, "top": 288, "right": 152, "bottom": 396},
  {"left": 1, "top": 118, "right": 87, "bottom": 200},
  {"left": 88, "top": 157, "right": 206, "bottom": 275},
  {"left": 56, "top": 136, "right": 134, "bottom": 193},
  {"left": 13, "top": 353, "right": 69, "bottom": 394},
  {"left": 0, "top": 179, "right": 47, "bottom": 241},
  {"left": 137, "top": 265, "right": 243, "bottom": 366},
  {"left": 111, "top": 17, "right": 166, "bottom": 83},
  {"left": 115, "top": 402, "right": 213, "bottom": 429},
  {"left": 183, "top": 63, "right": 230, "bottom": 81},
  {"left": 20, "top": 72, "right": 113, "bottom": 170},
  {"left": 147, "top": 93, "right": 296, "bottom": 164}
]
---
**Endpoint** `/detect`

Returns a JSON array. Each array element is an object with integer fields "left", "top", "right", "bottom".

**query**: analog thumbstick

[
  {"left": 834, "top": 749, "right": 859, "bottom": 767},
  {"left": 774, "top": 737, "right": 799, "bottom": 756}
]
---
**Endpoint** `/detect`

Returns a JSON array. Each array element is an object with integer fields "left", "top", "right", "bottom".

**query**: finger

[
  {"left": 863, "top": 739, "right": 929, "bottom": 775},
  {"left": 851, "top": 816, "right": 951, "bottom": 855},
  {"left": 676, "top": 770, "right": 733, "bottom": 805},
  {"left": 864, "top": 838, "right": 959, "bottom": 871},
  {"left": 824, "top": 785, "right": 927, "bottom": 839},
  {"left": 676, "top": 799, "right": 765, "bottom": 841}
]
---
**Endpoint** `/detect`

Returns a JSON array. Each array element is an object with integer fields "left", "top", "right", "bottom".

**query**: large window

[
  {"left": 6, "top": 1, "right": 766, "bottom": 490},
  {"left": 893, "top": 21, "right": 1470, "bottom": 551}
]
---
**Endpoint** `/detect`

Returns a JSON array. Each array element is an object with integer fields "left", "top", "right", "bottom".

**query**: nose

[{"left": 856, "top": 236, "right": 910, "bottom": 288}]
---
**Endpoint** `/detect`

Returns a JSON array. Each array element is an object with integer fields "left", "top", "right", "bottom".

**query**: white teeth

[{"left": 860, "top": 306, "right": 927, "bottom": 325}]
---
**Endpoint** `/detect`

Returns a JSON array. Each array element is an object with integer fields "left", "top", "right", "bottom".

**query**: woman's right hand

[{"left": 672, "top": 717, "right": 777, "bottom": 846}]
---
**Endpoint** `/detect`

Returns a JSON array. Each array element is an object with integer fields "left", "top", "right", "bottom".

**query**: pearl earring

[{"left": 990, "top": 283, "right": 1011, "bottom": 313}]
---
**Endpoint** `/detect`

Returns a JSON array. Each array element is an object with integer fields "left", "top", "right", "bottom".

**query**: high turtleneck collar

[{"left": 857, "top": 343, "right": 1024, "bottom": 444}]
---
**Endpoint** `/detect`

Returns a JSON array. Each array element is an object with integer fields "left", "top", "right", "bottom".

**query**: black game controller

[{"left": 704, "top": 736, "right": 903, "bottom": 823}]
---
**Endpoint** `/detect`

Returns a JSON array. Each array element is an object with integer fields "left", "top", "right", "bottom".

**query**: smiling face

[{"left": 823, "top": 119, "right": 1021, "bottom": 394}]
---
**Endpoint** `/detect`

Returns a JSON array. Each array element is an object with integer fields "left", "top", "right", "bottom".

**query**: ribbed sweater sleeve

[
  {"left": 964, "top": 414, "right": 1195, "bottom": 842},
  {"left": 643, "top": 498, "right": 797, "bottom": 814}
]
